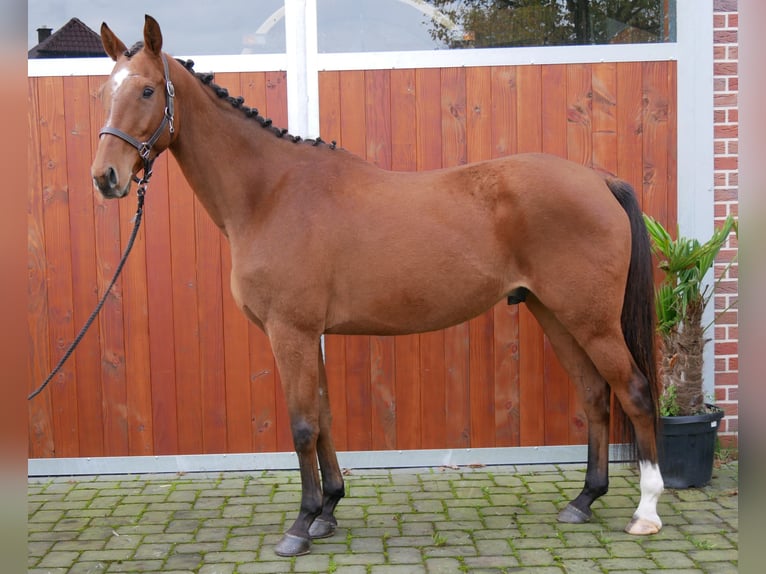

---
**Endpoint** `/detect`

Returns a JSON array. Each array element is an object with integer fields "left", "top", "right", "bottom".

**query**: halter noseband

[{"left": 99, "top": 53, "right": 175, "bottom": 181}]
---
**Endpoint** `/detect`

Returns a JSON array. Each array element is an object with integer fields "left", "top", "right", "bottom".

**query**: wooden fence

[{"left": 27, "top": 61, "right": 677, "bottom": 459}]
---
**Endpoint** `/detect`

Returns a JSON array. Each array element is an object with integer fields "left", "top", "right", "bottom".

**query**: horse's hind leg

[
  {"left": 308, "top": 343, "right": 345, "bottom": 539},
  {"left": 566, "top": 325, "right": 663, "bottom": 535},
  {"left": 525, "top": 296, "right": 611, "bottom": 523}
]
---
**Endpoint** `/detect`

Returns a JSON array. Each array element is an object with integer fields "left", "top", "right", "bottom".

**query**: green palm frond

[{"left": 643, "top": 214, "right": 737, "bottom": 337}]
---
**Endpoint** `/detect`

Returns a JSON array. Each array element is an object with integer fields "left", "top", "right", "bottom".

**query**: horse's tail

[{"left": 605, "top": 177, "right": 660, "bottom": 460}]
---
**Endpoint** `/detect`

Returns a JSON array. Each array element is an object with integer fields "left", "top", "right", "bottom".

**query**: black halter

[{"left": 99, "top": 52, "right": 175, "bottom": 179}]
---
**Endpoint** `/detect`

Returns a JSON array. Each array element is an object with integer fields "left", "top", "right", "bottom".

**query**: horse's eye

[{"left": 142, "top": 87, "right": 155, "bottom": 98}]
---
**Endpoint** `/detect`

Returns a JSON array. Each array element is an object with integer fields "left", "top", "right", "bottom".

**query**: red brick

[
  {"left": 728, "top": 46, "right": 738, "bottom": 60},
  {"left": 713, "top": 14, "right": 726, "bottom": 28},
  {"left": 728, "top": 141, "right": 738, "bottom": 154},
  {"left": 728, "top": 172, "right": 739, "bottom": 186},
  {"left": 714, "top": 93, "right": 738, "bottom": 107},
  {"left": 714, "top": 141, "right": 726, "bottom": 154},
  {"left": 729, "top": 14, "right": 739, "bottom": 28},
  {"left": 715, "top": 173, "right": 727, "bottom": 186},
  {"left": 716, "top": 373, "right": 739, "bottom": 386},
  {"left": 715, "top": 124, "right": 738, "bottom": 138},
  {"left": 721, "top": 403, "right": 738, "bottom": 416},
  {"left": 715, "top": 156, "right": 738, "bottom": 170},
  {"left": 728, "top": 77, "right": 738, "bottom": 91},
  {"left": 713, "top": 77, "right": 727, "bottom": 91},
  {"left": 714, "top": 109, "right": 726, "bottom": 123},
  {"left": 717, "top": 434, "right": 737, "bottom": 448},
  {"left": 714, "top": 30, "right": 737, "bottom": 44},
  {"left": 714, "top": 62, "right": 737, "bottom": 76},
  {"left": 714, "top": 0, "right": 738, "bottom": 13},
  {"left": 728, "top": 109, "right": 738, "bottom": 122},
  {"left": 713, "top": 45, "right": 726, "bottom": 60},
  {"left": 714, "top": 188, "right": 738, "bottom": 201},
  {"left": 728, "top": 356, "right": 738, "bottom": 371}
]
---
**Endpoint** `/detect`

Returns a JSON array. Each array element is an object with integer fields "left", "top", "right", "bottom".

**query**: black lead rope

[{"left": 28, "top": 175, "right": 150, "bottom": 401}]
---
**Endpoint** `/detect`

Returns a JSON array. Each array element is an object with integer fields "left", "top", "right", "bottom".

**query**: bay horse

[{"left": 91, "top": 15, "right": 664, "bottom": 557}]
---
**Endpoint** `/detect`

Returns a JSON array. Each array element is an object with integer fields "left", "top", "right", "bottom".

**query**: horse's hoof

[
  {"left": 557, "top": 503, "right": 592, "bottom": 524},
  {"left": 309, "top": 517, "right": 337, "bottom": 539},
  {"left": 624, "top": 516, "right": 662, "bottom": 535},
  {"left": 274, "top": 533, "right": 311, "bottom": 557}
]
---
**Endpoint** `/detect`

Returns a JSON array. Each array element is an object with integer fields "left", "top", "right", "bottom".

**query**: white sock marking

[{"left": 634, "top": 460, "right": 663, "bottom": 526}]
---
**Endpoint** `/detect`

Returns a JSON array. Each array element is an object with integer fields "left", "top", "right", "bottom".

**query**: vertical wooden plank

[
  {"left": 318, "top": 71, "right": 341, "bottom": 143},
  {"left": 88, "top": 75, "right": 130, "bottom": 457},
  {"left": 466, "top": 66, "right": 495, "bottom": 448},
  {"left": 415, "top": 67, "right": 445, "bottom": 449},
  {"left": 265, "top": 71, "right": 289, "bottom": 132},
  {"left": 139, "top": 151, "right": 179, "bottom": 455},
  {"left": 338, "top": 70, "right": 372, "bottom": 450},
  {"left": 666, "top": 62, "right": 678, "bottom": 228},
  {"left": 27, "top": 77, "right": 55, "bottom": 458},
  {"left": 516, "top": 65, "right": 545, "bottom": 446},
  {"left": 441, "top": 67, "right": 470, "bottom": 448},
  {"left": 390, "top": 68, "right": 421, "bottom": 450},
  {"left": 63, "top": 76, "right": 105, "bottom": 457},
  {"left": 365, "top": 70, "right": 396, "bottom": 450},
  {"left": 39, "top": 75, "right": 80, "bottom": 458},
  {"left": 592, "top": 62, "right": 619, "bottom": 175},
  {"left": 318, "top": 70, "right": 348, "bottom": 450},
  {"left": 250, "top": 323, "right": 278, "bottom": 452},
  {"left": 195, "top": 190, "right": 227, "bottom": 453},
  {"left": 167, "top": 156, "right": 202, "bottom": 454},
  {"left": 616, "top": 62, "right": 644, "bottom": 198},
  {"left": 642, "top": 62, "right": 670, "bottom": 224},
  {"left": 541, "top": 65, "right": 567, "bottom": 158},
  {"left": 490, "top": 66, "right": 520, "bottom": 447},
  {"left": 490, "top": 66, "right": 518, "bottom": 159},
  {"left": 566, "top": 64, "right": 593, "bottom": 167}
]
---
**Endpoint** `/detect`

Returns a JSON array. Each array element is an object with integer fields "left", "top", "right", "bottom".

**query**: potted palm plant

[{"left": 643, "top": 214, "right": 737, "bottom": 488}]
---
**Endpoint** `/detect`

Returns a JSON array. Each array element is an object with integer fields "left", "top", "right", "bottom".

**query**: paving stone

[{"left": 26, "top": 462, "right": 738, "bottom": 573}]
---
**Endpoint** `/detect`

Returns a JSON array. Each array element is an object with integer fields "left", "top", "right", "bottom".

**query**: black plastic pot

[{"left": 658, "top": 405, "right": 724, "bottom": 489}]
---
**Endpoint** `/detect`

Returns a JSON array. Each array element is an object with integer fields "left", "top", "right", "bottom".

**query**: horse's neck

[{"left": 168, "top": 70, "right": 284, "bottom": 233}]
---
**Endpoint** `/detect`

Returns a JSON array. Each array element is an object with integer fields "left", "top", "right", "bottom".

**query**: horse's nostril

[{"left": 107, "top": 167, "right": 118, "bottom": 188}]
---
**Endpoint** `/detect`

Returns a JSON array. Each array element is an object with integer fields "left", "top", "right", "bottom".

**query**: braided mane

[
  {"left": 122, "top": 43, "right": 337, "bottom": 149},
  {"left": 182, "top": 57, "right": 337, "bottom": 148}
]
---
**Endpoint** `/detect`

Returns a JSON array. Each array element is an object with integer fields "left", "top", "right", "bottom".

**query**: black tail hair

[{"left": 605, "top": 178, "right": 660, "bottom": 461}]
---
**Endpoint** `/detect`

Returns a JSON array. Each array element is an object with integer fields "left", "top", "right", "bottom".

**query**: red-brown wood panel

[
  {"left": 39, "top": 75, "right": 80, "bottom": 458},
  {"left": 63, "top": 76, "right": 104, "bottom": 457},
  {"left": 28, "top": 61, "right": 677, "bottom": 459},
  {"left": 28, "top": 77, "right": 55, "bottom": 458}
]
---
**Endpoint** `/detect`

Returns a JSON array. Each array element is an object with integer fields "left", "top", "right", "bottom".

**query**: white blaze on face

[{"left": 111, "top": 67, "right": 130, "bottom": 95}]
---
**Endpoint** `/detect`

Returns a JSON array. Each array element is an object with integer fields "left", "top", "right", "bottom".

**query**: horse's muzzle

[{"left": 92, "top": 166, "right": 130, "bottom": 198}]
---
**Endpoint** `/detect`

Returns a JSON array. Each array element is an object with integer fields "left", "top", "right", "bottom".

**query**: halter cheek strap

[{"left": 99, "top": 53, "right": 175, "bottom": 170}]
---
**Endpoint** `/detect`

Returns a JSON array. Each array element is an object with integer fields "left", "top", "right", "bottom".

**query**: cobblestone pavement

[{"left": 28, "top": 461, "right": 738, "bottom": 573}]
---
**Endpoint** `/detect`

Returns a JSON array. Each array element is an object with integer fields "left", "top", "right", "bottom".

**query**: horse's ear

[
  {"left": 100, "top": 22, "right": 127, "bottom": 61},
  {"left": 143, "top": 14, "right": 163, "bottom": 56}
]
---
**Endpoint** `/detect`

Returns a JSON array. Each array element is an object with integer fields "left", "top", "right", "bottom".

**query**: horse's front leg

[
  {"left": 308, "top": 343, "right": 345, "bottom": 539},
  {"left": 269, "top": 327, "right": 323, "bottom": 557}
]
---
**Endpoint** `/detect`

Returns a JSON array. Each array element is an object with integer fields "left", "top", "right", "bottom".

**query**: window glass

[
  {"left": 28, "top": 1, "right": 286, "bottom": 56},
  {"left": 317, "top": 0, "right": 675, "bottom": 53}
]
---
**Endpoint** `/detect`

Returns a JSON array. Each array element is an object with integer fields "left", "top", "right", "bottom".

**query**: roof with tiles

[{"left": 28, "top": 17, "right": 106, "bottom": 59}]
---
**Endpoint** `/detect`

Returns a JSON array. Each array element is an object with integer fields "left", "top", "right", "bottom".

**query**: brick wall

[{"left": 713, "top": 0, "right": 739, "bottom": 448}]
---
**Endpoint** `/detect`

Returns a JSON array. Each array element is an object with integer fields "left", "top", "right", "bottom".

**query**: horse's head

[{"left": 91, "top": 15, "right": 174, "bottom": 198}]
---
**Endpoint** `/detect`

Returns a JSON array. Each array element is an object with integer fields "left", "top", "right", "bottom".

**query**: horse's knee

[{"left": 291, "top": 419, "right": 319, "bottom": 453}]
